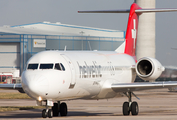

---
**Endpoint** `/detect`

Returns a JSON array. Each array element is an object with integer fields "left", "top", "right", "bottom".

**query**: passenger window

[
  {"left": 55, "top": 63, "right": 61, "bottom": 70},
  {"left": 2, "top": 76, "right": 6, "bottom": 82},
  {"left": 60, "top": 63, "right": 65, "bottom": 71},
  {"left": 40, "top": 64, "right": 53, "bottom": 69},
  {"left": 27, "top": 64, "right": 38, "bottom": 70}
]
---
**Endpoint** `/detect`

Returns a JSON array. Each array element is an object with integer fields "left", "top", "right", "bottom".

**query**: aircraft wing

[{"left": 111, "top": 81, "right": 177, "bottom": 92}]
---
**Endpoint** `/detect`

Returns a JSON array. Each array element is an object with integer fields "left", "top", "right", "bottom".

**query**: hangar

[{"left": 0, "top": 22, "right": 125, "bottom": 77}]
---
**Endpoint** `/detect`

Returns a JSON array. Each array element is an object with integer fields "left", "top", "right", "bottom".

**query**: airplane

[{"left": 2, "top": 2, "right": 177, "bottom": 118}]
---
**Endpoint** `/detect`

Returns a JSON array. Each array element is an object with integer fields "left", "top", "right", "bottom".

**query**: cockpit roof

[{"left": 27, "top": 51, "right": 65, "bottom": 63}]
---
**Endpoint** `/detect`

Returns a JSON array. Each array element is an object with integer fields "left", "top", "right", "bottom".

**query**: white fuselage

[{"left": 21, "top": 51, "right": 136, "bottom": 101}]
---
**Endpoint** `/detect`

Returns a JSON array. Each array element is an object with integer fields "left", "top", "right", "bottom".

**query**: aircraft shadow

[{"left": 0, "top": 109, "right": 122, "bottom": 118}]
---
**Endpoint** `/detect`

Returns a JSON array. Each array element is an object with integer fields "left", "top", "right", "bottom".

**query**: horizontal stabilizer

[
  {"left": 78, "top": 9, "right": 177, "bottom": 14},
  {"left": 135, "top": 8, "right": 177, "bottom": 13},
  {"left": 78, "top": 9, "right": 130, "bottom": 13}
]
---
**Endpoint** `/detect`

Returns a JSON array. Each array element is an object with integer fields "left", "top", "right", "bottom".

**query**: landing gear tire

[
  {"left": 48, "top": 109, "right": 53, "bottom": 118},
  {"left": 42, "top": 109, "right": 47, "bottom": 118},
  {"left": 122, "top": 92, "right": 139, "bottom": 116},
  {"left": 52, "top": 103, "right": 59, "bottom": 116},
  {"left": 123, "top": 102, "right": 130, "bottom": 115},
  {"left": 60, "top": 102, "right": 68, "bottom": 116},
  {"left": 131, "top": 101, "right": 138, "bottom": 115}
]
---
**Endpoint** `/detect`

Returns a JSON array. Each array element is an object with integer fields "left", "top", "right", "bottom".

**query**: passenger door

[{"left": 61, "top": 54, "right": 76, "bottom": 88}]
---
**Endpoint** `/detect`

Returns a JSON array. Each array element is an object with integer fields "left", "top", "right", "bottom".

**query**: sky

[{"left": 0, "top": 0, "right": 177, "bottom": 66}]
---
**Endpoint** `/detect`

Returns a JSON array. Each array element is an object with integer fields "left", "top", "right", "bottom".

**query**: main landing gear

[
  {"left": 42, "top": 101, "right": 68, "bottom": 118},
  {"left": 122, "top": 92, "right": 139, "bottom": 116}
]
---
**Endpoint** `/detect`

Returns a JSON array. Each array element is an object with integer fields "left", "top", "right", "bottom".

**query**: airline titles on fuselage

[
  {"left": 77, "top": 61, "right": 102, "bottom": 78},
  {"left": 77, "top": 61, "right": 119, "bottom": 78}
]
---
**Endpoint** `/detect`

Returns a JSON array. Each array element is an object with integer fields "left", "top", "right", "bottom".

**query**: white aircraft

[{"left": 2, "top": 3, "right": 177, "bottom": 118}]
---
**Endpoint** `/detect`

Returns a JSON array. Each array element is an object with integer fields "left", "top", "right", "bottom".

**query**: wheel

[
  {"left": 131, "top": 101, "right": 139, "bottom": 115},
  {"left": 60, "top": 102, "right": 68, "bottom": 116},
  {"left": 123, "top": 102, "right": 130, "bottom": 115},
  {"left": 52, "top": 103, "right": 59, "bottom": 116},
  {"left": 42, "top": 109, "right": 47, "bottom": 118},
  {"left": 48, "top": 109, "right": 53, "bottom": 118}
]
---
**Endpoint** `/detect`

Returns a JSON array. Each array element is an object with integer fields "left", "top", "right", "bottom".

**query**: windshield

[
  {"left": 27, "top": 63, "right": 65, "bottom": 70},
  {"left": 40, "top": 64, "right": 53, "bottom": 69},
  {"left": 27, "top": 64, "right": 38, "bottom": 70}
]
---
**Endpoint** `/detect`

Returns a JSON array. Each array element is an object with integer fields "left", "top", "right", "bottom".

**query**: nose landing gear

[
  {"left": 42, "top": 109, "right": 53, "bottom": 118},
  {"left": 42, "top": 101, "right": 53, "bottom": 118},
  {"left": 42, "top": 108, "right": 53, "bottom": 118}
]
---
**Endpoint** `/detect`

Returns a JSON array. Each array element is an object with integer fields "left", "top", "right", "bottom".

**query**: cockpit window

[
  {"left": 27, "top": 64, "right": 38, "bottom": 70},
  {"left": 40, "top": 64, "right": 53, "bottom": 69},
  {"left": 60, "top": 63, "right": 65, "bottom": 71},
  {"left": 54, "top": 63, "right": 65, "bottom": 71},
  {"left": 27, "top": 63, "right": 65, "bottom": 70},
  {"left": 55, "top": 63, "right": 61, "bottom": 70}
]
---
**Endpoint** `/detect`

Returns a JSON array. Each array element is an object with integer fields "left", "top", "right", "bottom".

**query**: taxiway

[{"left": 0, "top": 89, "right": 176, "bottom": 120}]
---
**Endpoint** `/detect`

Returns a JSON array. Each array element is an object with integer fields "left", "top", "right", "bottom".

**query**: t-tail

[
  {"left": 124, "top": 3, "right": 141, "bottom": 60},
  {"left": 78, "top": 3, "right": 177, "bottom": 61}
]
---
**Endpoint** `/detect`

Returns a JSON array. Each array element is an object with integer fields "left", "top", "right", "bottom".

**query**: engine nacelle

[{"left": 135, "top": 57, "right": 165, "bottom": 81}]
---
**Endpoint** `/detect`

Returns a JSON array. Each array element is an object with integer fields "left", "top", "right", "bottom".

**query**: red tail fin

[
  {"left": 78, "top": 2, "right": 177, "bottom": 60},
  {"left": 124, "top": 3, "right": 141, "bottom": 60}
]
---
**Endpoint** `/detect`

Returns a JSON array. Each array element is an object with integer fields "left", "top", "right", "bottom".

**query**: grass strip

[
  {"left": 0, "top": 92, "right": 31, "bottom": 99},
  {"left": 0, "top": 106, "right": 44, "bottom": 112}
]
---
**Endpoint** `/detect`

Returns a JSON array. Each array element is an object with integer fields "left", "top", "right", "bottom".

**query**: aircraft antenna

[
  {"left": 64, "top": 46, "right": 67, "bottom": 51},
  {"left": 88, "top": 41, "right": 92, "bottom": 51}
]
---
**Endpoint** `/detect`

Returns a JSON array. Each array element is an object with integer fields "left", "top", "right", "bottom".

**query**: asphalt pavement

[{"left": 0, "top": 89, "right": 177, "bottom": 120}]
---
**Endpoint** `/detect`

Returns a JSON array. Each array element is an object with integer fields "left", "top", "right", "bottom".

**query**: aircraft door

[{"left": 61, "top": 54, "right": 76, "bottom": 88}]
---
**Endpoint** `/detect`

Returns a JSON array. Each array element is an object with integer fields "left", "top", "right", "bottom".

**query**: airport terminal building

[{"left": 0, "top": 22, "right": 125, "bottom": 80}]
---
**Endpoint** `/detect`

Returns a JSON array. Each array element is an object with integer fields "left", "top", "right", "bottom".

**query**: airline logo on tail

[
  {"left": 123, "top": 3, "right": 140, "bottom": 60},
  {"left": 132, "top": 19, "right": 136, "bottom": 49}
]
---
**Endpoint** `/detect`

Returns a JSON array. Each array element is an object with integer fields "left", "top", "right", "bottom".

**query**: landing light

[{"left": 38, "top": 96, "right": 42, "bottom": 101}]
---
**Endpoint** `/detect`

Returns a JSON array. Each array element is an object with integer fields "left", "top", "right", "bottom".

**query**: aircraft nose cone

[
  {"left": 22, "top": 71, "right": 49, "bottom": 99},
  {"left": 27, "top": 79, "right": 39, "bottom": 97}
]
